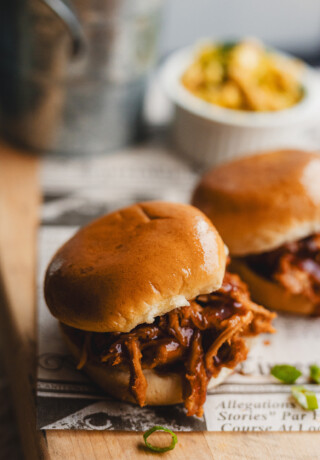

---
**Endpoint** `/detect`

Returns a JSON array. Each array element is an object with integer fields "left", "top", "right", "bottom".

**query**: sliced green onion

[
  {"left": 310, "top": 364, "right": 320, "bottom": 384},
  {"left": 143, "top": 426, "right": 178, "bottom": 453},
  {"left": 292, "top": 386, "right": 318, "bottom": 410},
  {"left": 270, "top": 364, "right": 302, "bottom": 384}
]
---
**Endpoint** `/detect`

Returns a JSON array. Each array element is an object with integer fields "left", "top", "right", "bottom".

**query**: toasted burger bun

[
  {"left": 192, "top": 150, "right": 320, "bottom": 256},
  {"left": 45, "top": 201, "right": 226, "bottom": 333},
  {"left": 61, "top": 323, "right": 235, "bottom": 406},
  {"left": 230, "top": 259, "right": 315, "bottom": 315}
]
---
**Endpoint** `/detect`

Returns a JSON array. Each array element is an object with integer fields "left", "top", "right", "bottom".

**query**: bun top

[
  {"left": 44, "top": 201, "right": 226, "bottom": 332},
  {"left": 192, "top": 150, "right": 320, "bottom": 255}
]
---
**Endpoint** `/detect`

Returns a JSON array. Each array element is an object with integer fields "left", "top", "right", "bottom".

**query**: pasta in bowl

[
  {"left": 162, "top": 39, "right": 320, "bottom": 168},
  {"left": 181, "top": 40, "right": 304, "bottom": 112}
]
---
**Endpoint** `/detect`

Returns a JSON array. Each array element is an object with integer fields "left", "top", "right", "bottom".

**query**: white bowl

[{"left": 161, "top": 45, "right": 320, "bottom": 168}]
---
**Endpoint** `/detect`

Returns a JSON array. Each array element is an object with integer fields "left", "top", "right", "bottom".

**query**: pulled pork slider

[
  {"left": 44, "top": 201, "right": 274, "bottom": 416},
  {"left": 192, "top": 149, "right": 320, "bottom": 316}
]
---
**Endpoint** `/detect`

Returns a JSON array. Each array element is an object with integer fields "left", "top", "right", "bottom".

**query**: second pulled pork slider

[
  {"left": 193, "top": 149, "right": 320, "bottom": 316},
  {"left": 44, "top": 201, "right": 274, "bottom": 416}
]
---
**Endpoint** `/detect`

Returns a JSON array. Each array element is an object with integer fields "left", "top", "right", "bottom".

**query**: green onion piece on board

[
  {"left": 310, "top": 364, "right": 320, "bottom": 384},
  {"left": 291, "top": 386, "right": 318, "bottom": 410},
  {"left": 270, "top": 365, "right": 302, "bottom": 384},
  {"left": 143, "top": 426, "right": 178, "bottom": 453}
]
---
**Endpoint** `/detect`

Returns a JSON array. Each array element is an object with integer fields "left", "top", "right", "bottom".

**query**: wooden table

[{"left": 0, "top": 142, "right": 319, "bottom": 460}]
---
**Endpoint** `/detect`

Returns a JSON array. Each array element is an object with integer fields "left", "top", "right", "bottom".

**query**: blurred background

[
  {"left": 161, "top": 0, "right": 320, "bottom": 63},
  {"left": 1, "top": 0, "right": 320, "bottom": 159}
]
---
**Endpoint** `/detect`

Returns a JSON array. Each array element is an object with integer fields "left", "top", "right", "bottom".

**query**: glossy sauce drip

[{"left": 197, "top": 287, "right": 245, "bottom": 322}]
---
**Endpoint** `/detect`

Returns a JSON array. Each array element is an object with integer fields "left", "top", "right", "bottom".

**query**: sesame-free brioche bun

[
  {"left": 60, "top": 323, "right": 236, "bottom": 406},
  {"left": 230, "top": 258, "right": 315, "bottom": 315},
  {"left": 192, "top": 150, "right": 320, "bottom": 256},
  {"left": 45, "top": 201, "right": 226, "bottom": 333}
]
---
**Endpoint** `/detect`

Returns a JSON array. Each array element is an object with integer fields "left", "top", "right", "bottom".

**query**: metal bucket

[{"left": 0, "top": 0, "right": 163, "bottom": 154}]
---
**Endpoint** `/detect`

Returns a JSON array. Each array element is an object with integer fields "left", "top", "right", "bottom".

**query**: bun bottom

[
  {"left": 230, "top": 259, "right": 315, "bottom": 315},
  {"left": 61, "top": 325, "right": 236, "bottom": 407}
]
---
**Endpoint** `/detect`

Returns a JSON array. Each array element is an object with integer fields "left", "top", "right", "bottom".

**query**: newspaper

[{"left": 37, "top": 142, "right": 320, "bottom": 431}]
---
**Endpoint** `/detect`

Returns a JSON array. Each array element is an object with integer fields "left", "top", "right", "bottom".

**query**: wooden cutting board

[{"left": 0, "top": 142, "right": 319, "bottom": 460}]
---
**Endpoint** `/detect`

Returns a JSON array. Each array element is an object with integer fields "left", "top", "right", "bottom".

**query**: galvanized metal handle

[{"left": 41, "top": 0, "right": 85, "bottom": 56}]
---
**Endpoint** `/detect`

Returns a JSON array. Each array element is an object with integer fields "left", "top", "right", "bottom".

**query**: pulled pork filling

[
  {"left": 246, "top": 233, "right": 320, "bottom": 314},
  {"left": 68, "top": 271, "right": 275, "bottom": 417}
]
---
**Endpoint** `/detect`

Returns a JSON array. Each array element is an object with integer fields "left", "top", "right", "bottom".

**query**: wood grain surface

[{"left": 0, "top": 142, "right": 319, "bottom": 460}]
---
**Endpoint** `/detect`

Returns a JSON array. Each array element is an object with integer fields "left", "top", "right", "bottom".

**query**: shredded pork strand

[
  {"left": 125, "top": 338, "right": 148, "bottom": 407},
  {"left": 185, "top": 330, "right": 208, "bottom": 417},
  {"left": 72, "top": 271, "right": 275, "bottom": 417},
  {"left": 204, "top": 311, "right": 253, "bottom": 374},
  {"left": 246, "top": 233, "right": 320, "bottom": 314}
]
